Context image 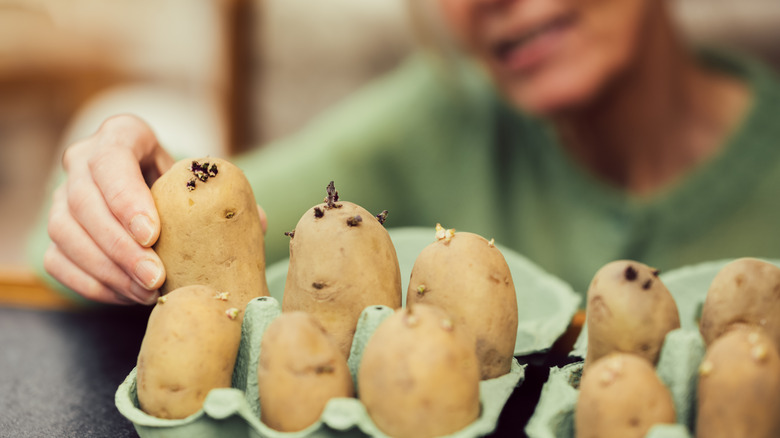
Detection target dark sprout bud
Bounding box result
[376,210,389,225]
[325,181,340,208]
[624,265,638,281]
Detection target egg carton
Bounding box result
[526,258,780,438]
[525,328,704,438]
[116,296,526,438]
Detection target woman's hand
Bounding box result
[44,114,175,305]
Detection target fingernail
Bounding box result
[127,285,159,306]
[143,291,160,306]
[115,293,136,305]
[135,259,163,290]
[130,214,155,246]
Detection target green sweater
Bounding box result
[28,50,780,299]
[239,50,780,296]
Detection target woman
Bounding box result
[38,0,780,305]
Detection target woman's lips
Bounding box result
[492,13,577,74]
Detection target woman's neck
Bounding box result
[551,6,749,196]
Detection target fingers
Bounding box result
[63,115,167,292]
[65,167,165,291]
[48,185,161,304]
[89,145,160,246]
[88,115,166,247]
[48,114,174,304]
[94,114,162,161]
[44,245,136,306]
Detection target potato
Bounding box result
[696,327,780,438]
[151,157,269,310]
[584,260,680,369]
[576,352,676,438]
[699,257,780,350]
[257,312,354,432]
[406,225,518,379]
[136,284,242,419]
[282,182,401,357]
[358,304,480,438]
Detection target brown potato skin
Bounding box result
[576,353,676,438]
[699,257,780,350]
[136,285,242,419]
[585,260,680,369]
[358,304,481,438]
[406,231,518,379]
[257,312,354,432]
[696,327,780,438]
[282,200,401,357]
[151,157,269,309]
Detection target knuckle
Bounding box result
[104,189,129,215]
[60,144,78,172]
[99,114,142,135]
[97,114,153,150]
[61,147,73,171]
[65,183,91,219]
[46,214,62,243]
[94,258,126,289]
[104,233,136,270]
[86,146,111,175]
[47,202,70,244]
[61,138,92,172]
[42,246,59,276]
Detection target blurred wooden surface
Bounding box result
[0,266,78,310]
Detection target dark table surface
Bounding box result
[0,304,578,438]
[0,305,152,438]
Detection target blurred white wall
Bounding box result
[249,0,414,144]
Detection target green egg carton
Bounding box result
[116,297,525,438]
[266,227,582,356]
[569,258,780,359]
[525,328,704,438]
[527,258,780,438]
[116,226,582,437]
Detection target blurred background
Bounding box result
[1,0,779,270]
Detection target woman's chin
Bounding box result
[492,55,614,117]
[504,78,601,117]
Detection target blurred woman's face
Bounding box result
[437,0,653,115]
